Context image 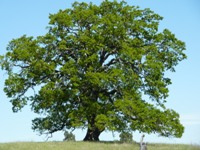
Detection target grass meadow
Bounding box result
[0,141,199,150]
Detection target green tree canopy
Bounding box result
[0,0,186,141]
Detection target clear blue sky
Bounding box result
[0,0,200,144]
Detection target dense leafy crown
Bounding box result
[0,0,186,139]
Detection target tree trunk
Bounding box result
[83,127,102,141]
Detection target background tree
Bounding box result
[119,131,133,143]
[0,0,186,141]
[63,131,76,141]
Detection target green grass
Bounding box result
[0,141,199,150]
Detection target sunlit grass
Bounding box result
[0,141,199,150]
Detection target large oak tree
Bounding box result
[0,0,186,141]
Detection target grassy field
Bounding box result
[0,141,199,150]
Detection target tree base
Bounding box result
[83,128,102,141]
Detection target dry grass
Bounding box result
[0,141,199,150]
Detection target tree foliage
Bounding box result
[0,0,186,141]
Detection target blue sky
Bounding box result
[0,0,200,144]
